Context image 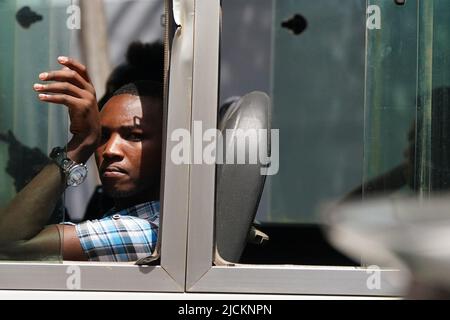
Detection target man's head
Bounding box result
[95,81,163,208]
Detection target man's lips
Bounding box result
[101,166,127,178]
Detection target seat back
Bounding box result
[215,91,271,263]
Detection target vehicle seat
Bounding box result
[214,91,271,265]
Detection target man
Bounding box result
[0,57,163,262]
[85,41,165,220]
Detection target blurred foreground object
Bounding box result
[323,196,450,299]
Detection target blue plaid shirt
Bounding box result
[75,201,159,262]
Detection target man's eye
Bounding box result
[128,133,143,141]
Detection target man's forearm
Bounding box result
[0,164,65,245]
[0,225,62,260]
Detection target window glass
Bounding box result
[270,0,366,224]
[416,0,450,193]
[217,0,365,265]
[364,0,450,197]
[363,0,418,198]
[0,0,71,261]
[216,0,450,267]
[0,0,166,263]
[333,0,450,271]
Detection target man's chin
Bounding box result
[102,185,140,199]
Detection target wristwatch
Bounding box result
[49,146,88,187]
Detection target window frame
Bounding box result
[185,0,406,297]
[0,0,195,293]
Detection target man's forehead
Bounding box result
[101,94,143,116]
[100,94,158,128]
[106,118,143,129]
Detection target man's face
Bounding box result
[95,94,162,201]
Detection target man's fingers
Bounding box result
[38,93,82,108]
[39,70,93,93]
[33,82,87,99]
[57,56,91,83]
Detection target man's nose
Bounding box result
[103,133,124,159]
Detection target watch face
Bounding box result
[67,164,88,187]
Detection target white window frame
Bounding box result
[185,0,405,297]
[0,0,195,293]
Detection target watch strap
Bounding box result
[49,146,87,186]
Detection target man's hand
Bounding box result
[33,56,100,163]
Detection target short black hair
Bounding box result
[104,81,164,114]
[112,80,163,101]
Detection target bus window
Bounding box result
[216,0,450,269]
[216,0,365,266]
[0,0,166,263]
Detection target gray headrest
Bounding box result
[215,91,271,263]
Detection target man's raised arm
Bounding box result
[0,57,100,249]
